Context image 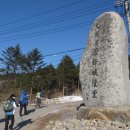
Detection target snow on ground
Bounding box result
[57,96,83,103]
[44,96,83,104]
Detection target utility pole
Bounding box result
[115,0,130,40]
[124,0,130,38]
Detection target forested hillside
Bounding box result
[0,45,81,102]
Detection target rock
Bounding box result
[52,127,57,130]
[80,12,130,107]
[62,128,66,130]
[49,120,55,125]
[91,127,97,130]
[77,107,130,123]
[46,117,130,130]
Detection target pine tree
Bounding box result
[57,55,77,96]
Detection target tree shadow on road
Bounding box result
[0,118,5,123]
[13,119,34,130]
[28,108,35,115]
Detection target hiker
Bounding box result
[40,89,45,98]
[19,90,28,116]
[35,91,42,109]
[3,94,18,130]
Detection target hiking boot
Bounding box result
[9,125,12,130]
[24,113,28,115]
[24,112,28,115]
[20,114,22,117]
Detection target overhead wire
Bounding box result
[0,7,113,42]
[52,57,81,67]
[0,0,86,27]
[0,1,113,35]
[47,57,82,67]
[46,54,83,65]
[0,47,85,68]
[0,1,116,68]
[0,22,90,42]
[1,0,112,32]
[44,48,85,57]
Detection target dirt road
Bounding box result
[0,101,81,130]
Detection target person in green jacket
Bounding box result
[35,91,42,109]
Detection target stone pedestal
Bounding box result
[77,106,130,123]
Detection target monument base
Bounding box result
[77,106,130,123]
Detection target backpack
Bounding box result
[19,94,25,104]
[40,91,44,98]
[36,92,41,98]
[3,99,13,112]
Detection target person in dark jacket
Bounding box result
[4,94,18,130]
[19,90,28,117]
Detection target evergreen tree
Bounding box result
[57,55,77,95]
[27,48,45,73]
[37,64,56,98]
[0,44,22,74]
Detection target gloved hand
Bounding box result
[16,104,20,107]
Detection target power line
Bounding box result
[0,7,113,42]
[0,0,85,27]
[0,1,113,35]
[115,0,130,41]
[52,57,81,67]
[44,48,85,57]
[0,0,112,34]
[0,22,90,42]
[46,54,82,64]
[0,47,84,68]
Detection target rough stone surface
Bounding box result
[77,106,130,123]
[80,12,129,107]
[46,118,130,130]
[26,102,130,130]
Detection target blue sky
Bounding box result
[0,0,116,67]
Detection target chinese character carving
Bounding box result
[92,90,97,98]
[95,40,99,46]
[92,69,98,76]
[92,79,97,87]
[93,48,98,55]
[92,58,98,65]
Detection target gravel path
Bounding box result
[0,101,81,130]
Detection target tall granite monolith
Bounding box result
[80,12,129,107]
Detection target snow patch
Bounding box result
[57,96,83,103]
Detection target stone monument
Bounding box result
[80,12,130,107]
